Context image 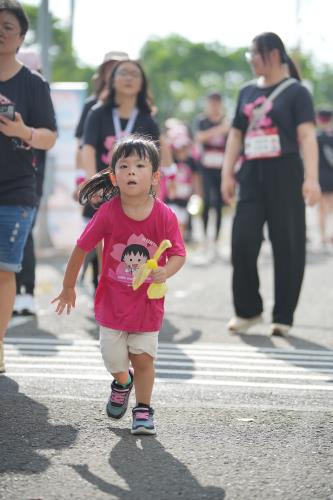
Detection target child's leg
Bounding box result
[129,353,155,405]
[100,327,134,419]
[100,327,130,383]
[128,332,159,405]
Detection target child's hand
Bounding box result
[151,266,167,283]
[51,287,76,315]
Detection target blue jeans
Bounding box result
[0,206,36,273]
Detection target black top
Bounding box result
[0,66,57,206]
[232,79,315,157]
[82,104,160,218]
[83,103,160,174]
[74,95,98,139]
[195,115,227,169]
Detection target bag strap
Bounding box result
[264,77,297,103]
[247,78,297,131]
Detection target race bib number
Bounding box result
[202,150,224,169]
[245,127,281,160]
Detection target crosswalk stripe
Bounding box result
[4,363,333,381]
[5,337,333,356]
[2,372,333,391]
[4,350,333,367]
[3,337,333,391]
[4,356,333,372]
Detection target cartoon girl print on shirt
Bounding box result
[109,234,158,284]
[121,244,150,275]
[244,96,273,130]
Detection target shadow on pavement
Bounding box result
[236,332,332,352]
[234,331,333,378]
[158,318,201,381]
[6,317,59,358]
[71,427,224,500]
[0,376,78,474]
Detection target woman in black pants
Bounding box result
[221,32,321,336]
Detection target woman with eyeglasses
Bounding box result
[82,60,171,186]
[221,32,321,337]
[0,0,57,372]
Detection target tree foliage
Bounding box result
[22,4,95,85]
[140,34,333,125]
[21,6,333,124]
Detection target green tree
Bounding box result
[22,3,95,85]
[140,34,251,125]
[140,34,333,126]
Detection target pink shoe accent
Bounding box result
[111,390,127,404]
[135,411,149,420]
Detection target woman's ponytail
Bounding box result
[285,54,301,81]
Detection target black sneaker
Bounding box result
[106,368,134,419]
[131,405,156,435]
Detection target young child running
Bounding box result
[52,136,186,435]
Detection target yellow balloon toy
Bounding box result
[132,240,172,299]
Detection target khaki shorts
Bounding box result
[100,326,159,374]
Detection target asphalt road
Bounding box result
[1,224,333,500]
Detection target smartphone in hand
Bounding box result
[0,103,15,120]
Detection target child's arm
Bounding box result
[52,245,87,315]
[151,255,186,283]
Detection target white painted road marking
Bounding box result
[3,337,333,392]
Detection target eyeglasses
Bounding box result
[0,24,20,37]
[115,69,142,80]
[245,49,259,62]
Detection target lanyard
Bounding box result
[112,107,139,139]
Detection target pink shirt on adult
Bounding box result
[77,196,186,332]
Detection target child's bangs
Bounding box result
[116,142,149,162]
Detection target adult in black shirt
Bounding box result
[82,60,171,219]
[221,32,320,336]
[0,0,57,372]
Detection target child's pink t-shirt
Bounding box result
[77,197,186,332]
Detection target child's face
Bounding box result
[111,154,159,197]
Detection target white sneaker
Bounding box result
[227,315,263,333]
[13,294,37,316]
[0,341,5,373]
[270,323,290,336]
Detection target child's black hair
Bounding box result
[79,134,160,207]
[121,244,150,262]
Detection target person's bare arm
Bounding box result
[0,112,56,150]
[52,245,87,315]
[221,128,243,205]
[297,122,321,206]
[151,255,186,283]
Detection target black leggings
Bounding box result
[232,156,306,326]
[201,168,223,240]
